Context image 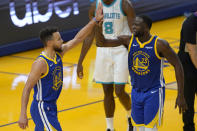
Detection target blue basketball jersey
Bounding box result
[128,35,165,92]
[33,52,63,102]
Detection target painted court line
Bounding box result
[0,71,27,76]
[0,64,77,76]
[8,55,75,65]
[0,81,190,128]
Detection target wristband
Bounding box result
[93,17,99,24]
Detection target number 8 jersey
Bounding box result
[96,0,131,39]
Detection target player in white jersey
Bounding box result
[100,0,131,39]
[77,0,135,131]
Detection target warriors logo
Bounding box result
[132,51,150,75]
[52,66,63,91]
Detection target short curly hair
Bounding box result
[39,27,58,46]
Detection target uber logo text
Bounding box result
[9,0,79,27]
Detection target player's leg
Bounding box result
[45,102,62,131]
[30,100,62,131]
[144,87,165,130]
[139,126,145,131]
[115,84,131,111]
[134,126,157,131]
[115,84,133,131]
[133,125,157,131]
[132,126,145,131]
[113,45,130,111]
[144,125,157,131]
[113,45,133,130]
[102,84,115,117]
[133,126,157,131]
[182,77,196,131]
[131,88,144,130]
[30,100,45,130]
[94,47,115,131]
[102,84,115,131]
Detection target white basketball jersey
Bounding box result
[96,0,131,39]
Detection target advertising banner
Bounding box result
[0,0,197,56]
[0,0,91,46]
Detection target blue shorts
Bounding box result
[30,100,62,131]
[131,87,165,128]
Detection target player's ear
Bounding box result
[46,39,53,47]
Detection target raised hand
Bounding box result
[95,2,103,22]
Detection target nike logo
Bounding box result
[133,44,138,46]
[151,90,158,94]
[50,64,53,67]
[145,46,153,49]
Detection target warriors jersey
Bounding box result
[33,52,63,102]
[96,0,131,39]
[128,35,165,92]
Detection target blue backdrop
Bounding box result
[0,0,197,56]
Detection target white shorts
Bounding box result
[94,45,129,84]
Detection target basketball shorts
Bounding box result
[30,100,62,131]
[131,87,165,128]
[94,45,129,84]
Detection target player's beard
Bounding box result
[54,45,62,52]
[134,31,144,37]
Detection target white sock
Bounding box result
[106,117,114,130]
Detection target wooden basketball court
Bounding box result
[0,16,196,131]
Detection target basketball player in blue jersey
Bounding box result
[117,15,187,131]
[77,0,135,131]
[18,3,103,130]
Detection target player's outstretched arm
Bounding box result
[118,35,132,49]
[18,59,46,129]
[61,3,103,56]
[157,39,187,114]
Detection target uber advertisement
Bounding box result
[0,0,197,46]
[0,0,91,45]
